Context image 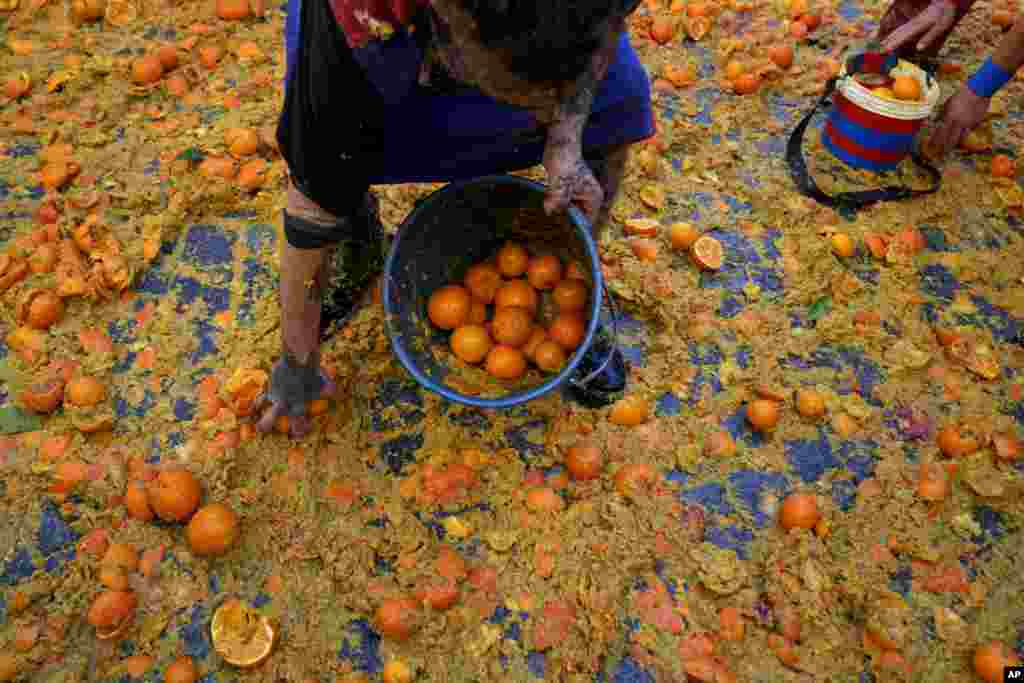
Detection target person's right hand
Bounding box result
[255,355,337,438]
[926,85,992,158]
[879,0,958,53]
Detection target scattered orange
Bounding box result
[375,597,421,640]
[102,543,139,572]
[872,86,896,99]
[669,222,700,250]
[226,127,260,158]
[485,345,527,380]
[831,232,855,257]
[165,657,198,683]
[565,444,604,481]
[22,290,64,329]
[779,492,819,529]
[496,241,529,277]
[800,13,820,30]
[691,235,724,270]
[526,254,563,290]
[525,487,565,512]
[725,60,746,80]
[973,641,1021,683]
[198,45,223,69]
[790,20,808,38]
[768,45,794,69]
[613,463,656,495]
[131,55,164,85]
[630,238,659,261]
[186,503,240,557]
[382,661,414,683]
[916,463,949,501]
[2,73,31,99]
[863,233,888,259]
[746,399,780,431]
[450,325,493,364]
[20,379,64,414]
[794,388,825,418]
[733,73,761,95]
[892,75,922,101]
[651,16,677,44]
[609,397,650,426]
[87,591,137,631]
[216,0,250,19]
[147,468,201,522]
[427,284,472,330]
[991,154,1017,178]
[67,376,105,407]
[237,159,267,192]
[124,481,154,521]
[155,45,179,71]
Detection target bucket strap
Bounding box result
[786,77,942,212]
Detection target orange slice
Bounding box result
[211,599,278,668]
[691,236,724,270]
[96,617,133,641]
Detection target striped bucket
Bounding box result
[823,54,940,172]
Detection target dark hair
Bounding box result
[457,0,634,85]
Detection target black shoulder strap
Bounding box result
[786,78,942,212]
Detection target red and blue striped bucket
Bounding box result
[822,53,939,172]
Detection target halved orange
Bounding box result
[211,599,277,668]
[691,236,724,270]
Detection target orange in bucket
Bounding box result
[892,75,922,101]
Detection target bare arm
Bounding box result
[928,15,1024,156]
[990,15,1024,74]
[544,22,623,151]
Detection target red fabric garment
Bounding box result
[329,0,430,48]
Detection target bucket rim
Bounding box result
[381,174,605,410]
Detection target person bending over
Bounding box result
[257,0,654,436]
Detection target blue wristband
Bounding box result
[967,58,1012,98]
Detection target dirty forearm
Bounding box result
[992,17,1024,74]
[281,182,331,368]
[545,26,622,150]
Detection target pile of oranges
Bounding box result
[426,241,592,382]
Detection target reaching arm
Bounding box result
[979,15,1024,83]
[544,22,623,151]
[929,16,1024,156]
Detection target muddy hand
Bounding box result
[255,356,337,438]
[878,0,957,53]
[927,86,990,158]
[542,142,604,225]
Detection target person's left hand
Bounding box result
[542,140,604,224]
[926,86,991,158]
[878,0,958,54]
